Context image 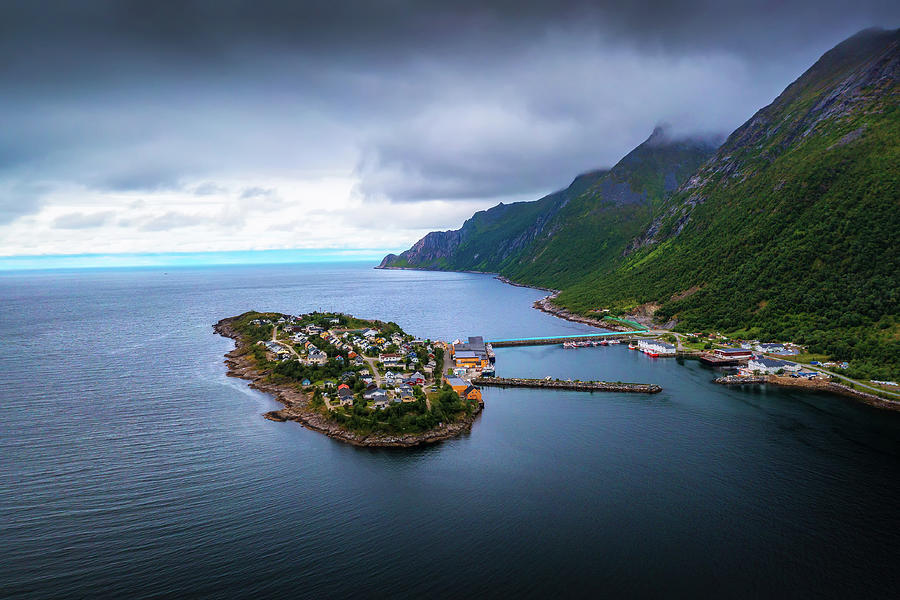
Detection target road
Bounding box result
[363,356,383,386]
[271,326,303,360]
[801,363,900,399]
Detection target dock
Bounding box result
[488,331,645,348]
[472,376,661,394]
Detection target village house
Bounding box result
[379,353,403,367]
[365,388,389,404]
[746,357,801,374]
[445,376,482,402]
[461,385,482,402]
[337,384,354,402]
[445,376,470,395]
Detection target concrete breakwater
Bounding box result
[473,376,661,394]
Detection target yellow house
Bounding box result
[462,385,482,402]
[444,377,482,402]
[445,376,469,395]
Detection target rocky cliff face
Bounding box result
[378,229,461,268]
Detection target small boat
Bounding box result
[563,342,576,349]
[600,340,608,346]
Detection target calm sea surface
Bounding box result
[2,263,899,598]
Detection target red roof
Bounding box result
[338,383,350,390]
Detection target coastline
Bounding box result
[715,374,900,412]
[374,265,499,276]
[533,292,636,332]
[214,317,482,447]
[374,263,898,412]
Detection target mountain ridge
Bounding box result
[378,125,718,284]
[380,27,900,376]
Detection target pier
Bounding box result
[472,376,661,394]
[488,331,645,348]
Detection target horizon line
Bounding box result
[0,248,392,272]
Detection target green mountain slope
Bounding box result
[556,27,900,376]
[378,169,607,272]
[501,129,717,288]
[380,28,899,377]
[379,126,717,280]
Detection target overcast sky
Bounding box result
[1,1,897,260]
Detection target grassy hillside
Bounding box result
[555,28,900,377]
[381,127,716,283]
[381,28,899,377]
[500,132,715,288]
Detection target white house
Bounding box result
[747,357,801,374]
[637,339,676,356]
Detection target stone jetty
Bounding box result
[472,376,661,394]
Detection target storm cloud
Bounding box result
[0,1,897,255]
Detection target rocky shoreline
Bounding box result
[214,317,482,447]
[374,265,499,276]
[715,374,900,411]
[532,292,636,331]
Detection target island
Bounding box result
[214,311,484,447]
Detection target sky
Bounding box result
[1,0,898,266]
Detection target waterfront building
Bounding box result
[747,357,801,374]
[637,339,676,356]
[462,385,483,402]
[714,348,753,360]
[451,336,491,368]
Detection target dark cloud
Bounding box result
[0,182,48,224]
[0,1,897,220]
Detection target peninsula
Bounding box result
[214,311,484,447]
